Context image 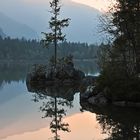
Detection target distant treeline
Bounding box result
[0,61,99,88]
[0,36,100,61]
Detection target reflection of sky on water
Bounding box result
[0,62,108,140]
[0,81,107,140]
[0,62,139,140]
[87,72,100,76]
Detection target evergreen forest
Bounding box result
[0,36,99,61]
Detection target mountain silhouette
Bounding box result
[0,0,104,43]
[0,28,6,38]
[0,12,38,39]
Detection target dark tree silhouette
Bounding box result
[0,37,99,61]
[97,0,140,101]
[80,103,140,140]
[40,97,72,140]
[28,85,76,140]
[100,0,140,75]
[42,0,70,67]
[96,108,140,140]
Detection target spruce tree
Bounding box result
[101,0,140,75]
[113,0,140,74]
[98,0,140,101]
[42,0,70,67]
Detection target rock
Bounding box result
[88,92,108,105]
[79,75,96,93]
[86,86,95,93]
[80,86,95,100]
[81,76,96,87]
[27,59,85,87]
[80,91,93,100]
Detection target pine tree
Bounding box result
[42,0,70,67]
[113,0,140,74]
[100,0,140,75]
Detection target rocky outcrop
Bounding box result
[80,86,108,106]
[80,75,108,106]
[88,92,108,105]
[80,76,96,87]
[80,83,140,107]
[80,85,95,100]
[27,59,85,87]
[27,82,78,101]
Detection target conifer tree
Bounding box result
[42,0,70,67]
[101,0,140,75]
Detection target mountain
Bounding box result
[0,0,105,43]
[36,2,104,43]
[0,28,6,38]
[33,1,103,43]
[0,12,38,39]
[62,2,103,43]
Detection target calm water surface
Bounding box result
[0,62,140,140]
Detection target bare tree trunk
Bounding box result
[54,0,57,68]
[55,97,58,140]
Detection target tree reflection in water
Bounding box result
[80,102,140,140]
[27,83,78,140]
[40,97,72,140]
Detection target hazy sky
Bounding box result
[72,0,115,11]
[0,0,114,43]
[21,0,113,11]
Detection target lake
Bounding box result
[0,61,140,140]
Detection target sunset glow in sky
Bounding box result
[23,0,114,12]
[71,0,114,11]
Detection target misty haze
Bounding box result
[0,0,140,140]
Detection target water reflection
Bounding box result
[0,63,30,89]
[81,102,140,140]
[42,97,71,140]
[74,60,99,74]
[1,62,140,140]
[0,61,99,89]
[0,61,110,140]
[27,82,79,140]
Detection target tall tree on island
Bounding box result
[42,0,70,67]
